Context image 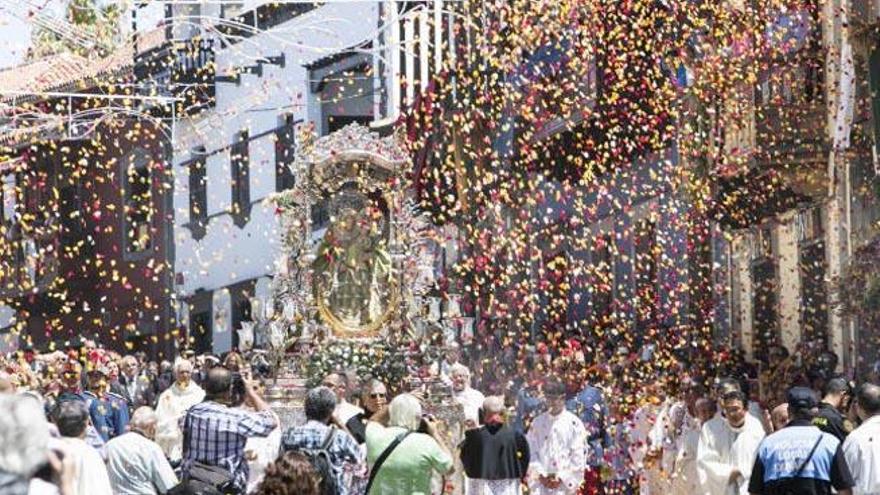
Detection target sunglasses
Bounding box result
[369,392,386,399]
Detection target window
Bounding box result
[750,227,779,361]
[275,115,296,192]
[591,233,614,328]
[311,198,330,232]
[231,130,251,227]
[797,207,823,242]
[634,219,658,330]
[189,146,207,240]
[798,208,828,347]
[220,1,244,20]
[124,149,153,254]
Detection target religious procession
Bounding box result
[2,0,880,494]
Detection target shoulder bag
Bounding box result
[364,430,412,494]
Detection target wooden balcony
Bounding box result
[753,55,829,198]
[135,38,216,116]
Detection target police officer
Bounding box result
[813,377,854,442]
[84,368,130,441]
[748,387,854,495]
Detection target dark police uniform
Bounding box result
[813,401,850,442]
[83,390,130,441]
[748,419,854,495]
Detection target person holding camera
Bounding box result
[179,366,278,495]
[364,393,454,495]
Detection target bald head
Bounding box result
[857,383,880,418]
[771,403,789,431]
[130,406,158,438]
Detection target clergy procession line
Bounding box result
[0,344,879,495]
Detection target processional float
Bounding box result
[238,123,465,435]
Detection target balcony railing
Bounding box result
[755,52,826,155]
[171,38,216,115]
[752,52,828,197]
[135,38,216,116]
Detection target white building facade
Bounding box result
[170,1,380,354]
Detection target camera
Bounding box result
[231,371,246,404]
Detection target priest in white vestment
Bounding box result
[630,399,661,495]
[451,363,486,425]
[526,380,588,495]
[671,397,716,494]
[696,391,764,495]
[155,358,205,460]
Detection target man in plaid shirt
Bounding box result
[180,367,278,494]
[281,386,363,495]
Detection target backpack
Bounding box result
[294,427,339,495]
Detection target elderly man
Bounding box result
[451,363,486,426]
[697,390,765,495]
[526,379,588,495]
[281,386,363,495]
[843,383,880,495]
[155,358,205,460]
[117,355,157,410]
[460,396,530,495]
[106,406,178,494]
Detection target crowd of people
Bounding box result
[0,338,879,495]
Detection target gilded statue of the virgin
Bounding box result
[312,192,395,336]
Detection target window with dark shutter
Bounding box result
[275,115,296,192]
[592,233,614,329]
[189,146,207,240]
[231,130,251,227]
[750,227,779,362]
[124,149,153,254]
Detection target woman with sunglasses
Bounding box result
[346,378,388,445]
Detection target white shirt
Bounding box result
[696,414,765,495]
[630,403,660,495]
[455,387,486,424]
[671,412,702,494]
[245,424,282,493]
[56,437,113,495]
[525,409,588,495]
[155,381,206,460]
[334,400,364,425]
[106,432,178,495]
[466,478,521,495]
[843,415,880,495]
